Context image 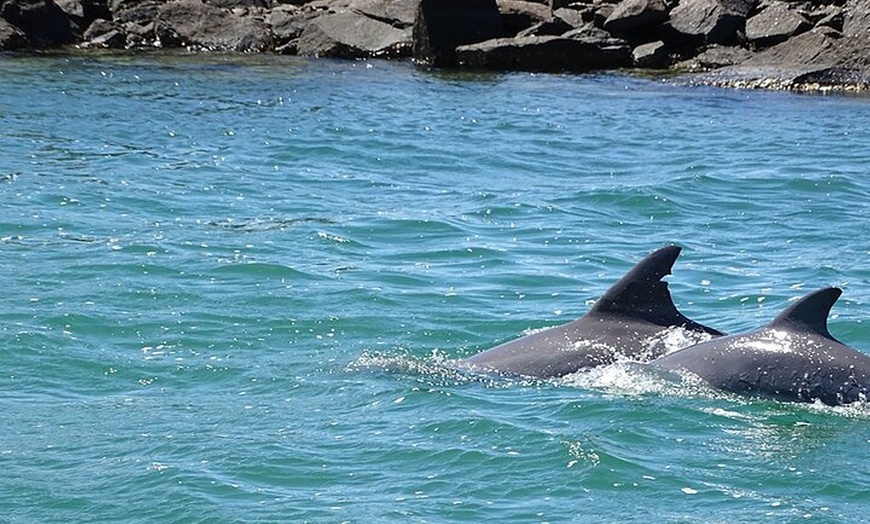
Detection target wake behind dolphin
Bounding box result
[458,245,723,378]
[654,287,870,406]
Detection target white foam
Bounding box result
[559,362,677,398]
[654,325,719,357]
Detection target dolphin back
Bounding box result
[655,286,870,405]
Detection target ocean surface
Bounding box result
[1,53,869,523]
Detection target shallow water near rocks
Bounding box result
[1,53,869,523]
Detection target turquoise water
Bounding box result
[1,53,869,523]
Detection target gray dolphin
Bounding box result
[654,287,870,405]
[458,245,723,378]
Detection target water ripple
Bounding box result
[3,55,870,524]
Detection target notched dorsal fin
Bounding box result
[768,287,842,340]
[588,245,723,336]
[586,245,722,335]
[591,245,680,316]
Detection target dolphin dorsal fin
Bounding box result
[590,245,683,321]
[768,287,842,339]
[587,245,723,335]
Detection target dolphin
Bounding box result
[654,287,870,405]
[458,245,723,378]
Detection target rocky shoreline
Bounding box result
[2,0,870,91]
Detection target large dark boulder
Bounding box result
[745,2,811,48]
[744,26,870,74]
[0,0,78,46]
[603,0,668,35]
[155,0,274,51]
[296,11,411,58]
[740,27,843,69]
[455,34,632,72]
[412,0,504,67]
[632,40,669,67]
[668,0,755,45]
[696,27,870,88]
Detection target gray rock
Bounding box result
[695,27,870,89]
[81,16,114,38]
[603,0,668,34]
[676,44,753,71]
[156,0,274,51]
[843,0,870,37]
[553,7,590,29]
[456,34,632,72]
[121,20,163,48]
[266,5,305,42]
[812,6,844,31]
[350,0,417,28]
[154,18,184,47]
[203,0,270,7]
[594,4,616,27]
[81,18,126,48]
[498,0,552,36]
[668,0,756,45]
[742,26,840,68]
[564,23,619,42]
[302,0,352,11]
[55,0,110,26]
[516,18,572,37]
[112,0,161,25]
[0,17,27,49]
[633,40,668,67]
[55,0,84,19]
[413,0,504,67]
[297,11,410,58]
[87,27,125,47]
[0,0,78,46]
[745,2,810,47]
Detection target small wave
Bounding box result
[211,261,321,280]
[206,216,336,232]
[316,230,352,244]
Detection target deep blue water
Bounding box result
[1,53,869,523]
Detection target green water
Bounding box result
[1,54,868,523]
